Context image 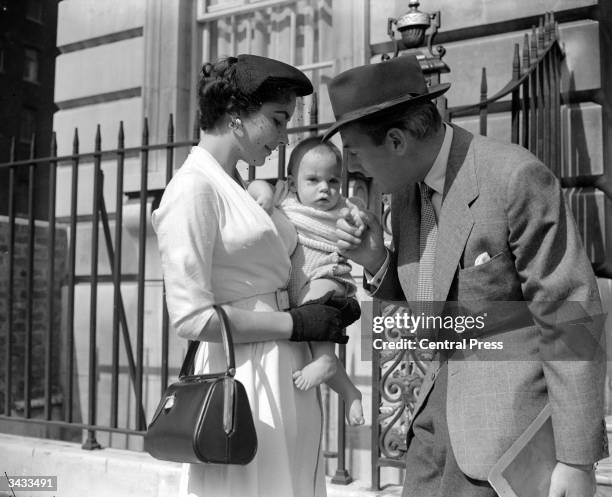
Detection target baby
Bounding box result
[248,137,365,425]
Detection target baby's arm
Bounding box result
[298,278,347,305]
[247,179,275,214]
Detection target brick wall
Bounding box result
[0,217,67,414]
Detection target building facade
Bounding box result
[0,0,59,218]
[45,0,612,486]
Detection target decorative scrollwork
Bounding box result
[376,302,433,460]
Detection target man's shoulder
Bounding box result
[465,132,547,179]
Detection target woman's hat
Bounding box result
[234,54,313,97]
[322,55,450,140]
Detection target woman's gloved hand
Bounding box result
[327,296,361,328]
[288,292,361,344]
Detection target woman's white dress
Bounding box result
[152,146,326,497]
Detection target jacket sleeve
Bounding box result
[506,158,607,465]
[364,248,405,301]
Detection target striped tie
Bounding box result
[417,182,437,303]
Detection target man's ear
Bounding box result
[384,128,408,156]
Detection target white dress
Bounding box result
[152,146,326,497]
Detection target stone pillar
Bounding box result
[142,0,197,178]
[332,0,370,73]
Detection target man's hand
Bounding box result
[548,461,596,497]
[336,208,387,274]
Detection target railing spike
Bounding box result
[531,26,538,60]
[193,111,200,141]
[73,127,79,152]
[29,132,36,159]
[523,33,530,72]
[51,131,57,156]
[538,17,545,50]
[309,91,318,127]
[118,121,125,147]
[545,12,553,45]
[480,67,487,99]
[512,43,520,81]
[10,135,16,161]
[95,124,101,151]
[167,113,174,142]
[142,117,149,144]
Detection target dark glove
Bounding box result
[327,296,361,328]
[289,291,349,344]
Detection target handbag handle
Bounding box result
[178,305,236,378]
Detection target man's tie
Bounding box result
[417,182,438,303]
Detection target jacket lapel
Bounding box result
[433,126,478,301]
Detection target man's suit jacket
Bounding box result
[371,124,607,480]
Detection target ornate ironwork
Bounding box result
[375,303,433,460]
[386,0,444,60]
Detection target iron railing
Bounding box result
[0,94,359,482]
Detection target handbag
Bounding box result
[144,305,257,464]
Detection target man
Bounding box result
[326,55,607,497]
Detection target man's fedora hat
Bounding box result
[322,55,450,140]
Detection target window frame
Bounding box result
[23,47,40,83]
[25,0,43,23]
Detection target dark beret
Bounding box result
[234,54,313,97]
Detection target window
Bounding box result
[205,0,245,13]
[26,0,43,23]
[23,48,39,82]
[20,108,36,145]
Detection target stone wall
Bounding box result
[0,217,67,416]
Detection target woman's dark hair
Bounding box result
[198,57,297,131]
[287,136,343,177]
[353,100,442,145]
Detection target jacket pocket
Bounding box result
[457,250,521,300]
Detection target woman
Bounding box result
[152,54,359,497]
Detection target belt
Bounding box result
[226,289,290,311]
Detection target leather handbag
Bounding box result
[144,305,257,464]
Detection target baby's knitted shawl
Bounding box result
[279,192,347,253]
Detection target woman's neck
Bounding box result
[198,133,239,175]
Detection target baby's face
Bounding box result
[293,148,342,211]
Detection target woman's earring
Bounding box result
[228,118,242,130]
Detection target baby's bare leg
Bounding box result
[292,279,364,425]
[292,279,344,391]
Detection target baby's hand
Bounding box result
[255,193,274,214]
[247,180,275,214]
[346,197,367,236]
